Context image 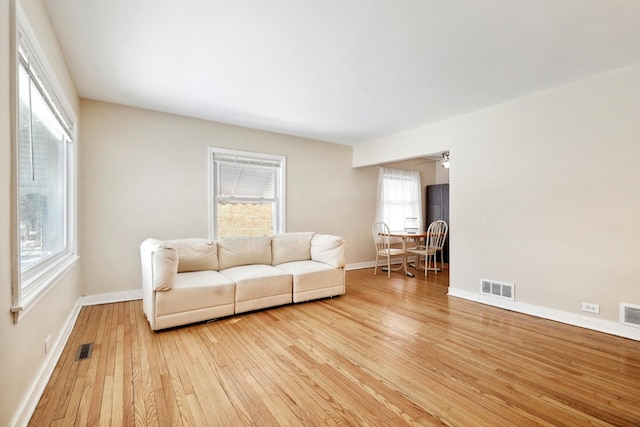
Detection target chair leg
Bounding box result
[423,254,427,277]
[387,256,391,278]
[434,252,439,274]
[374,253,378,275]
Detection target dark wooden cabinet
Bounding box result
[426,183,449,263]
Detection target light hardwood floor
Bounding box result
[30,266,640,426]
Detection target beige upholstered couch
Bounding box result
[140,232,346,330]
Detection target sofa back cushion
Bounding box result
[165,238,218,272]
[154,245,179,291]
[271,232,313,265]
[310,234,346,268]
[218,236,272,270]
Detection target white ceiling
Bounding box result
[42,0,640,145]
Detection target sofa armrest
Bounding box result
[310,234,346,268]
[140,238,163,329]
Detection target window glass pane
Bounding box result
[18,64,67,272]
[217,202,274,238]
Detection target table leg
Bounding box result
[402,237,415,277]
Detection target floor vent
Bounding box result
[620,303,640,328]
[481,279,515,301]
[75,343,94,361]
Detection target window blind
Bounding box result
[18,37,73,139]
[214,153,281,201]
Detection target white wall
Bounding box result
[80,100,386,296]
[0,1,82,425]
[78,99,442,295]
[353,119,455,167]
[354,62,640,338]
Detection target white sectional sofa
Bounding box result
[140,232,346,330]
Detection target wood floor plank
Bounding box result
[30,267,640,426]
[132,301,160,426]
[121,303,135,427]
[152,332,182,426]
[178,329,235,426]
[87,304,114,427]
[189,328,234,424]
[98,374,113,427]
[159,331,196,426]
[110,324,125,426]
[209,320,286,425]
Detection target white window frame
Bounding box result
[208,147,286,240]
[10,6,79,322]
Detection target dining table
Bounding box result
[382,230,427,277]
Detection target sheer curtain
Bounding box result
[376,167,423,232]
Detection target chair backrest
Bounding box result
[426,220,448,250]
[372,222,391,252]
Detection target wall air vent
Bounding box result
[620,303,640,328]
[75,343,94,361]
[481,279,515,301]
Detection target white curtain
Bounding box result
[376,167,423,232]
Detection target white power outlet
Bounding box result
[582,303,600,314]
[45,335,51,354]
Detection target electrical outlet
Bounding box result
[582,303,600,314]
[45,335,51,354]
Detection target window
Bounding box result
[11,9,77,320]
[209,148,285,239]
[376,167,423,231]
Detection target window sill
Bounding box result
[11,254,79,323]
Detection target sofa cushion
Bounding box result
[218,236,272,270]
[221,265,292,300]
[154,245,179,291]
[155,270,235,316]
[165,238,218,272]
[276,260,344,292]
[276,260,345,303]
[310,234,346,268]
[220,264,292,309]
[271,232,313,265]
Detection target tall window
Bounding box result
[209,148,285,239]
[12,10,77,320]
[376,167,423,231]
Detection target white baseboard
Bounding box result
[13,299,83,427]
[346,259,403,271]
[81,289,143,306]
[448,287,640,341]
[346,261,376,271]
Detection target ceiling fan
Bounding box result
[415,151,450,168]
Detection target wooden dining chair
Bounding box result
[407,220,448,277]
[431,220,448,271]
[372,222,405,278]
